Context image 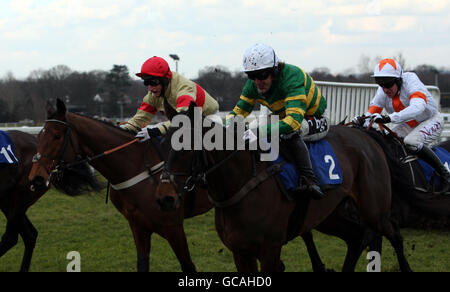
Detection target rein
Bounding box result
[163,144,283,208]
[347,116,404,145]
[34,117,140,186]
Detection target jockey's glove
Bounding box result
[136,126,162,142]
[352,115,365,126]
[372,113,391,124]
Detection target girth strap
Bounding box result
[209,162,285,208]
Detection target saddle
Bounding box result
[364,128,450,195]
[401,146,450,194]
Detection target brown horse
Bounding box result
[155,103,412,272]
[28,99,212,272]
[0,130,99,272]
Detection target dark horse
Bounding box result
[156,103,413,272]
[28,99,212,272]
[0,130,99,272]
[363,127,450,230]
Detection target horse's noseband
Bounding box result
[160,151,209,198]
[32,153,42,163]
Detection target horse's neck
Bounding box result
[207,149,259,199]
[70,115,161,182]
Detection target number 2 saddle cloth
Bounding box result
[272,140,343,192]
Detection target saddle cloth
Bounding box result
[0,130,18,164]
[417,146,450,183]
[272,139,343,191]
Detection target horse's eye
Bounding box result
[54,134,61,140]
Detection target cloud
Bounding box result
[1,0,450,79]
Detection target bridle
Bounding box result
[160,142,241,197]
[32,117,76,186]
[32,115,140,187]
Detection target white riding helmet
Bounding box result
[241,43,279,72]
[372,58,403,78]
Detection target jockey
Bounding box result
[121,56,219,140]
[353,58,450,192]
[226,43,328,200]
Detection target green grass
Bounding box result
[0,188,449,272]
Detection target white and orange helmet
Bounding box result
[372,58,403,78]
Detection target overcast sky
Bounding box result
[1,0,449,80]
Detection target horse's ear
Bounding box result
[56,98,67,115]
[46,100,56,118]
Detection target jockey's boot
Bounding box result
[286,133,324,200]
[417,145,450,194]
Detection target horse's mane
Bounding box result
[71,112,136,135]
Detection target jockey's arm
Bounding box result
[225,95,255,126]
[121,94,157,133]
[390,97,427,123]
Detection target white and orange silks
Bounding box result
[366,72,443,152]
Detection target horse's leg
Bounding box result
[18,215,38,272]
[380,216,412,272]
[301,232,331,272]
[163,226,196,272]
[260,244,283,272]
[340,227,382,272]
[129,222,152,272]
[233,253,258,272]
[0,220,19,261]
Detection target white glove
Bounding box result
[135,127,151,142]
[243,129,257,143]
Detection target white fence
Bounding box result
[1,82,447,140]
[315,81,441,126]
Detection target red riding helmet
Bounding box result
[136,56,173,79]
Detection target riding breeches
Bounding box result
[282,116,330,142]
[393,113,444,152]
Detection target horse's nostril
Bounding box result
[163,196,175,204]
[157,195,176,211]
[31,176,46,190]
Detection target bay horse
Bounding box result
[155,103,412,272]
[0,130,99,272]
[28,98,212,272]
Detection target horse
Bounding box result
[362,127,450,230]
[28,98,213,272]
[0,129,100,272]
[155,103,412,272]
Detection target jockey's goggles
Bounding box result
[143,77,162,87]
[375,77,398,89]
[246,69,273,81]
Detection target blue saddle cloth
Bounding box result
[0,130,19,164]
[417,146,450,183]
[272,140,343,191]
